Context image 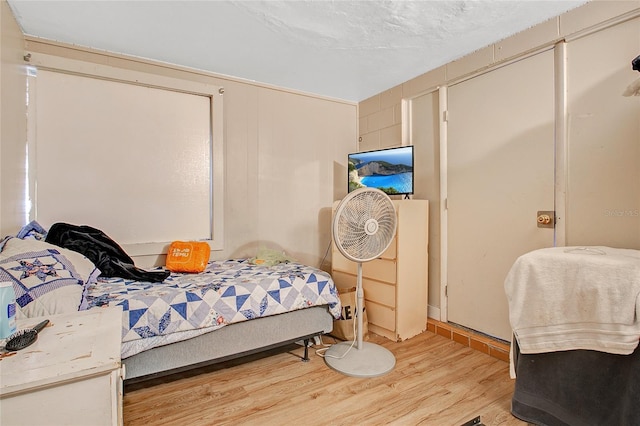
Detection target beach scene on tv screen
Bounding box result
[348,147,413,194]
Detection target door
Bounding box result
[565,17,640,249]
[446,49,556,340]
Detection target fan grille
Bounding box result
[333,188,397,262]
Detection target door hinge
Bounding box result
[443,110,449,122]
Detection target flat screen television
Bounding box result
[348,145,414,196]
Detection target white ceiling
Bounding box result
[7,0,587,102]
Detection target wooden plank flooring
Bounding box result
[123,332,528,425]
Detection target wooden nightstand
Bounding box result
[0,308,123,425]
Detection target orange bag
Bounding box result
[165,241,211,273]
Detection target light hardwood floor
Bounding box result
[123,331,528,426]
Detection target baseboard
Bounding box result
[426,318,510,363]
[427,304,440,320]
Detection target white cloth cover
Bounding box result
[504,246,640,355]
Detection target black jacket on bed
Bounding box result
[45,222,170,282]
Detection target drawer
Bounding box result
[368,323,397,342]
[362,278,396,307]
[333,238,396,271]
[330,270,356,292]
[362,258,396,284]
[379,236,397,260]
[365,300,396,331]
[331,248,357,275]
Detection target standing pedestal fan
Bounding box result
[325,187,397,378]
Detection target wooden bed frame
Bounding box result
[123,305,334,383]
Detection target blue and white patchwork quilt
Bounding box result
[81,259,341,343]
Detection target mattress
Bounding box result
[80,259,341,358]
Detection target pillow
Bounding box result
[0,237,100,319]
[165,241,210,273]
[248,247,294,267]
[16,220,48,241]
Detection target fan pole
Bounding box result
[356,263,364,351]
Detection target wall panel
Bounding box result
[3,37,357,269]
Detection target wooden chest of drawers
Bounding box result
[332,199,429,341]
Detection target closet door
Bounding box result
[446,50,556,340]
[566,17,640,249]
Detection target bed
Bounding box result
[504,246,640,425]
[85,258,341,382]
[0,225,342,383]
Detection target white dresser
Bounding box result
[0,308,123,426]
[332,199,429,341]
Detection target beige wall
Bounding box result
[0,4,357,270]
[2,0,638,316]
[359,1,640,318]
[0,0,28,237]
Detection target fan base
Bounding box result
[324,341,396,378]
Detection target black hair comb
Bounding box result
[5,319,49,351]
